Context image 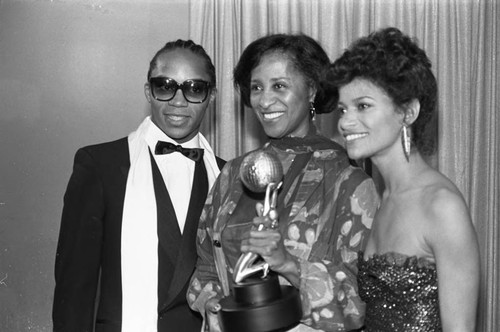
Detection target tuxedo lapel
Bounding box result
[149,153,182,267]
[159,159,209,314]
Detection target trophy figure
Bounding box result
[218,150,302,332]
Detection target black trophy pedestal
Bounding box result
[218,272,302,332]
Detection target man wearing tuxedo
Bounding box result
[53,40,225,332]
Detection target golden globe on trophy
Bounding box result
[218,150,303,332]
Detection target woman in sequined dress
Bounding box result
[187,34,380,332]
[325,27,480,331]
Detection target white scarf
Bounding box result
[121,116,220,331]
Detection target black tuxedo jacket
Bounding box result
[53,137,225,332]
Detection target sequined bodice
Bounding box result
[358,251,442,332]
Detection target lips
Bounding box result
[345,133,368,141]
[165,114,188,122]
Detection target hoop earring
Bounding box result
[402,125,411,162]
[309,102,316,121]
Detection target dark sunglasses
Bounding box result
[148,77,212,103]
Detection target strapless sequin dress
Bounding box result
[358,251,442,332]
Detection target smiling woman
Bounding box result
[336,78,407,163]
[187,33,380,332]
[247,52,313,139]
[326,27,480,332]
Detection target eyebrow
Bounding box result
[353,95,375,101]
[270,77,291,82]
[251,77,291,83]
[338,95,374,105]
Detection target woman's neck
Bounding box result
[372,150,430,197]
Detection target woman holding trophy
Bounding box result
[187,33,379,332]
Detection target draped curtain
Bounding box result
[188,0,499,331]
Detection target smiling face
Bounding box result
[144,49,215,143]
[337,78,405,162]
[249,53,315,139]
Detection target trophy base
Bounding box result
[219,273,302,332]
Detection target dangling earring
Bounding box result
[402,124,411,162]
[309,102,316,121]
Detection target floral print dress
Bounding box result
[188,133,379,331]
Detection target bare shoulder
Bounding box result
[419,171,476,247]
[425,175,467,216]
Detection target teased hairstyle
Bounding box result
[326,27,438,155]
[233,33,335,114]
[147,39,216,86]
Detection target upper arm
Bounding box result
[297,169,379,330]
[187,163,233,314]
[53,148,105,330]
[335,169,380,253]
[426,189,480,332]
[56,148,105,270]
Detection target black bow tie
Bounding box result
[155,141,204,162]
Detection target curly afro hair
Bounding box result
[325,27,438,156]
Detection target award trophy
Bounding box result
[218,150,302,332]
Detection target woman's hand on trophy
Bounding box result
[253,202,278,230]
[239,202,301,287]
[240,204,284,264]
[205,297,222,332]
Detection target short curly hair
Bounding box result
[326,27,438,155]
[233,33,336,114]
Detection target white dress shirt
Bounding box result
[145,123,199,234]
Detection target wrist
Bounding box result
[275,254,301,287]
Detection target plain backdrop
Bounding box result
[0,1,190,330]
